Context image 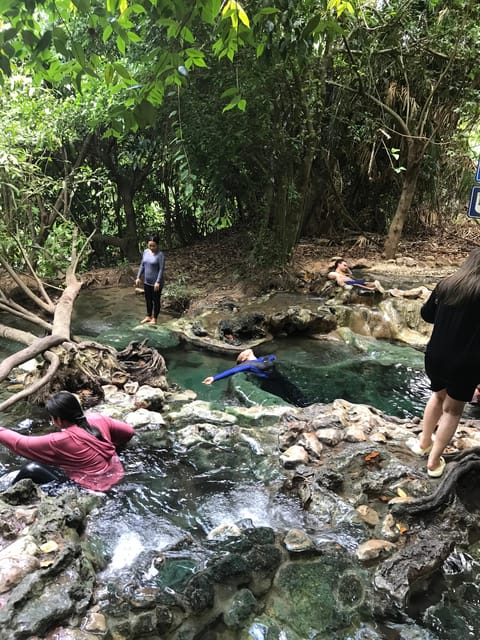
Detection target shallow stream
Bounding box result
[1,287,480,638]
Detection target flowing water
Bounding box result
[1,287,479,638]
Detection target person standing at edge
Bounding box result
[135,233,165,325]
[408,248,480,478]
[0,390,135,491]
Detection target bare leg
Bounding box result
[419,389,445,450]
[427,394,465,472]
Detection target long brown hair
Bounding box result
[436,248,480,307]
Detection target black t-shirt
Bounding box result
[422,286,480,371]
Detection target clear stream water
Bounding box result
[1,288,480,638]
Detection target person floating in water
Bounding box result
[327,258,385,293]
[202,348,309,407]
[0,390,135,491]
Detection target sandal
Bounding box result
[406,437,433,456]
[149,318,157,325]
[427,457,446,478]
[140,317,152,324]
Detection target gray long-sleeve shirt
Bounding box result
[137,249,165,286]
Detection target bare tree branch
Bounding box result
[0,335,66,383]
[0,254,55,314]
[0,350,61,411]
[0,324,39,346]
[14,236,54,307]
[0,298,53,332]
[326,80,412,138]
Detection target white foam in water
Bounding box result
[107,531,144,572]
[96,512,189,578]
[198,485,307,534]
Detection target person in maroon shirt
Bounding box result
[0,391,135,491]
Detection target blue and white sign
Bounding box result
[476,157,480,183]
[468,186,480,219]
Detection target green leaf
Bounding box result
[201,0,222,24]
[0,53,11,76]
[133,100,157,127]
[21,30,38,47]
[71,0,91,11]
[116,35,126,55]
[0,27,18,42]
[222,93,245,112]
[2,42,14,58]
[191,57,207,68]
[71,41,87,67]
[113,62,132,79]
[185,47,204,59]
[74,70,83,93]
[303,16,321,39]
[220,87,238,98]
[127,31,142,42]
[34,30,52,54]
[105,62,114,83]
[147,83,164,105]
[102,24,113,43]
[180,26,195,44]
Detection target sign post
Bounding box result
[468,187,480,219]
[467,157,480,219]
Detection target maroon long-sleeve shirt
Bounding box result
[0,413,135,491]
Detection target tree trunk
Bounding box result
[118,180,140,262]
[383,141,424,259]
[51,280,83,339]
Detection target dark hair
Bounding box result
[148,233,160,244]
[436,248,480,307]
[330,258,346,271]
[46,391,105,441]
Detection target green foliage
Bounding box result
[0,220,89,279]
[0,0,261,129]
[0,0,478,272]
[38,220,90,278]
[163,272,200,313]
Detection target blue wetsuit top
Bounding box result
[213,355,276,382]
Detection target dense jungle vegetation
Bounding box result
[0,0,479,280]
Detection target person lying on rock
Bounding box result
[202,348,309,407]
[0,390,135,491]
[327,258,385,294]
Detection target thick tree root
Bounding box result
[392,448,480,516]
